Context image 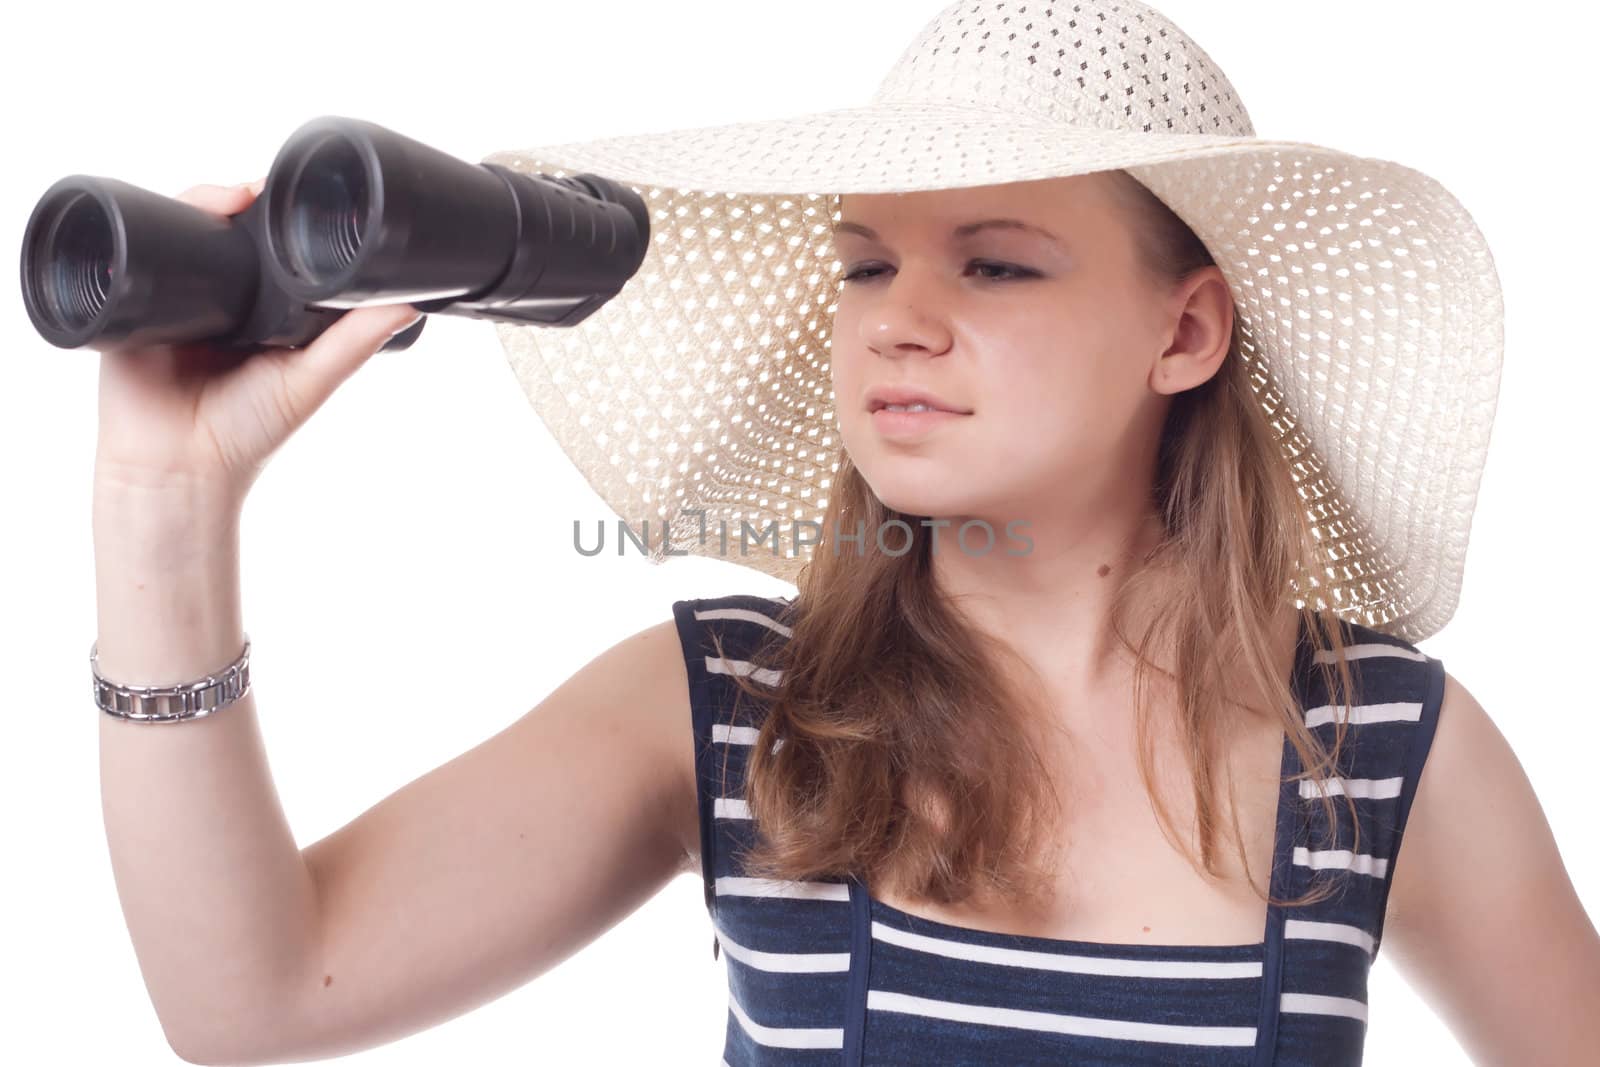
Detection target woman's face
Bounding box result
[829,173,1211,527]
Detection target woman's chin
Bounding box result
[867,483,968,520]
[854,452,985,518]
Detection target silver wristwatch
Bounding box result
[90,635,252,723]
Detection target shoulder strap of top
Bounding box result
[1297,620,1446,958]
[670,593,795,920]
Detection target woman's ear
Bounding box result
[1150,267,1233,395]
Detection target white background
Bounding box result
[3,1,1595,1063]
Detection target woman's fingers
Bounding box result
[255,303,422,436]
[173,179,265,215]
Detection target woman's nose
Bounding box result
[858,272,952,358]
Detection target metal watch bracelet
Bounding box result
[90,635,252,723]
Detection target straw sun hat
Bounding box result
[479,0,1503,643]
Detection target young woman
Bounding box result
[89,1,1598,1064]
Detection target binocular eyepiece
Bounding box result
[19,116,652,354]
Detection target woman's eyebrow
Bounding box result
[830,218,1065,249]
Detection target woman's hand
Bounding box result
[92,178,422,503]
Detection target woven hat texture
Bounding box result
[481,0,1503,642]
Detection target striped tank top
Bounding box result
[671,593,1446,1065]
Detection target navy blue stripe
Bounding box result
[843,876,871,1065]
[1250,633,1310,1065]
[671,599,721,920]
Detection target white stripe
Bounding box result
[727,988,843,1049]
[710,722,784,753]
[714,796,751,820]
[711,723,761,745]
[1305,700,1422,729]
[694,605,794,638]
[1280,991,1369,1023]
[871,920,1262,980]
[1294,846,1388,879]
[714,876,851,902]
[866,989,1256,1047]
[1284,919,1377,957]
[1313,642,1427,664]
[711,925,850,973]
[705,655,785,687]
[1298,775,1404,800]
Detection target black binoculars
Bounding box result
[19,116,652,355]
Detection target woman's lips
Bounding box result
[870,407,971,439]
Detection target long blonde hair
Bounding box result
[714,169,1364,912]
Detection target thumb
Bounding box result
[264,304,422,429]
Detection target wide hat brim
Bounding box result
[481,99,1503,643]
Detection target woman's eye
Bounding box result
[840,261,1033,283]
[971,262,1028,281]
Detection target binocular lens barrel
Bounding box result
[31,191,116,335]
[279,135,371,287]
[21,176,263,351]
[258,117,650,326]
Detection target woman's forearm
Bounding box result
[93,484,319,1063]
